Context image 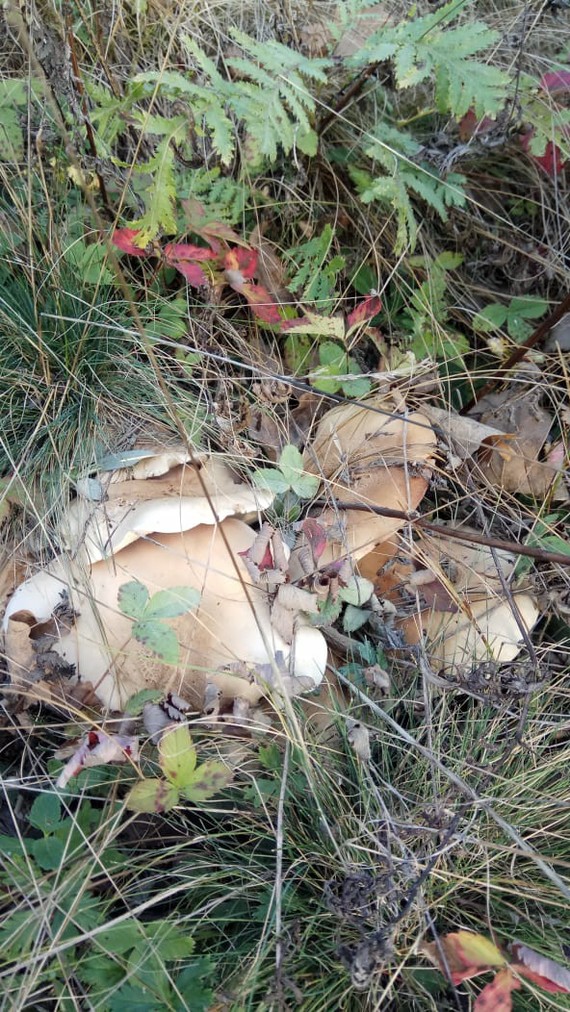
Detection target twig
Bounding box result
[312,499,570,567]
[461,288,570,413]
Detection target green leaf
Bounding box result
[118,581,150,620]
[130,130,183,244]
[296,127,318,156]
[181,761,232,803]
[343,605,371,633]
[508,297,549,319]
[144,586,201,619]
[278,445,321,498]
[339,576,374,606]
[28,793,62,834]
[175,958,216,1012]
[30,835,65,871]
[252,468,290,494]
[473,303,508,332]
[125,778,179,813]
[124,688,166,716]
[131,619,180,663]
[146,920,195,960]
[159,724,197,789]
[311,593,343,626]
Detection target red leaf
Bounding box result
[347,295,382,329]
[223,247,258,284]
[300,518,328,562]
[520,130,566,176]
[163,242,219,287]
[421,931,505,984]
[111,228,150,256]
[163,242,217,263]
[540,70,570,95]
[474,969,520,1012]
[233,281,283,324]
[457,109,495,141]
[511,942,570,994]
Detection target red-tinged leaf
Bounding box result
[454,932,506,970]
[238,541,274,571]
[347,295,382,329]
[457,109,495,141]
[169,260,211,287]
[540,70,570,95]
[163,242,217,263]
[511,942,570,994]
[474,969,520,1012]
[300,518,328,562]
[223,247,258,284]
[421,932,505,984]
[201,220,247,247]
[237,282,284,324]
[111,228,150,256]
[520,130,566,176]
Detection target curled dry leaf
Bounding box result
[471,385,565,499]
[511,941,570,994]
[474,969,520,1012]
[62,458,274,563]
[56,730,139,789]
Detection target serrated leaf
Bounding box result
[144,586,201,619]
[181,761,232,802]
[159,724,197,789]
[252,468,290,494]
[132,619,179,663]
[125,778,179,813]
[279,445,320,498]
[118,581,150,620]
[29,793,62,834]
[124,688,165,717]
[281,311,346,340]
[30,835,66,871]
[473,304,508,332]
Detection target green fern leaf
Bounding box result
[130,134,179,244]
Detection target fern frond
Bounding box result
[130,134,180,244]
[346,3,508,118]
